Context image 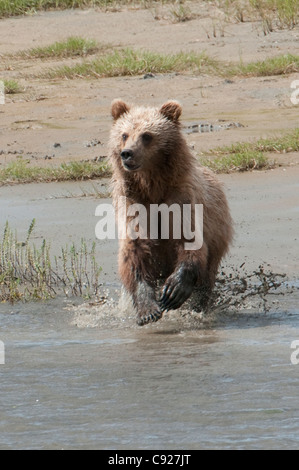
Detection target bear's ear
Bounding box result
[111,99,130,121]
[159,100,182,123]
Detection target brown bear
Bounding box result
[109,99,233,326]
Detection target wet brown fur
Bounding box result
[109,99,233,325]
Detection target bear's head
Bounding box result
[109,99,182,173]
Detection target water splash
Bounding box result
[70,264,297,330]
[208,264,290,314]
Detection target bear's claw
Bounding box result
[137,309,162,326]
[160,269,196,311]
[160,285,190,311]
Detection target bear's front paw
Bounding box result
[133,282,163,326]
[160,266,197,311]
[137,308,162,326]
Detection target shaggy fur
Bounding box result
[109,99,233,325]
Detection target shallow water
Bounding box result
[1,286,299,450]
[0,175,298,450]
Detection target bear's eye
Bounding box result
[141,133,153,144]
[122,133,129,142]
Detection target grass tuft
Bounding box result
[0,219,102,302]
[169,4,196,23]
[19,36,101,59]
[0,1,126,17]
[45,48,218,79]
[0,157,110,185]
[228,54,299,77]
[0,0,298,32]
[201,128,299,173]
[212,129,299,155]
[0,130,298,185]
[42,48,299,80]
[249,0,299,30]
[1,79,22,94]
[201,151,270,173]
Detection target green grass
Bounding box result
[1,79,22,94]
[45,48,218,79]
[169,4,196,23]
[0,219,102,302]
[0,0,298,32]
[214,0,298,30]
[249,0,299,30]
[43,48,299,79]
[0,158,110,185]
[228,54,299,77]
[1,130,298,186]
[201,128,299,173]
[19,36,101,59]
[0,0,124,17]
[212,129,299,155]
[1,0,297,30]
[201,152,270,173]
[275,0,299,28]
[0,0,163,17]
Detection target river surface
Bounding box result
[0,291,299,450]
[0,171,298,450]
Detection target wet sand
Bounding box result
[1,166,298,279]
[1,7,298,167]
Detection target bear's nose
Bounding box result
[121,149,134,161]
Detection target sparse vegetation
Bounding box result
[0,2,298,182]
[2,79,22,94]
[0,130,297,185]
[45,48,218,79]
[249,0,299,31]
[218,0,298,31]
[169,3,196,23]
[201,128,299,173]
[0,157,110,185]
[40,48,299,79]
[201,151,270,173]
[19,37,101,59]
[0,0,181,18]
[228,54,299,77]
[0,0,131,17]
[1,0,298,32]
[0,219,102,302]
[211,128,299,155]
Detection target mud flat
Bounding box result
[0,7,298,167]
[1,166,298,279]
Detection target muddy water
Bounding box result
[1,291,299,450]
